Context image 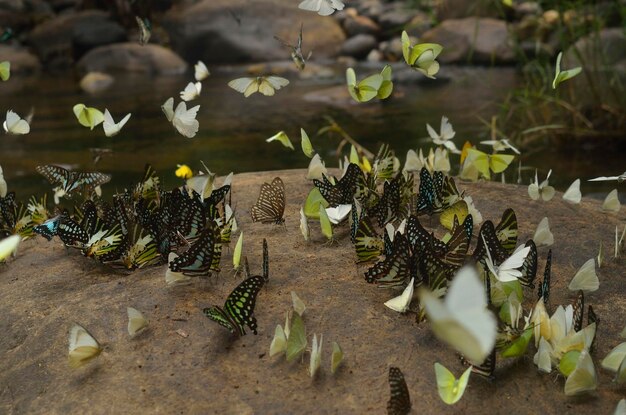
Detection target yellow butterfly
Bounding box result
[68,324,102,368]
[401,31,443,79]
[568,258,598,292]
[127,307,148,337]
[228,76,289,97]
[0,234,20,261]
[466,148,514,180]
[73,104,104,130]
[330,341,343,374]
[434,363,472,405]
[346,67,382,103]
[552,51,582,89]
[0,61,10,81]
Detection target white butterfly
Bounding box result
[615,225,626,259]
[568,258,599,292]
[228,76,289,97]
[533,337,554,373]
[306,153,327,180]
[0,234,20,261]
[325,204,351,224]
[533,217,554,247]
[309,333,323,378]
[165,252,192,286]
[161,97,199,138]
[418,265,497,363]
[562,179,582,204]
[426,116,460,154]
[384,277,414,313]
[403,149,422,172]
[602,189,621,213]
[528,169,555,201]
[0,164,6,197]
[616,399,626,415]
[601,342,626,384]
[479,138,520,154]
[194,60,210,81]
[103,109,131,137]
[3,110,30,135]
[299,207,310,241]
[180,81,202,101]
[291,291,306,316]
[589,172,626,183]
[127,307,148,337]
[68,323,102,368]
[298,0,345,16]
[482,236,531,282]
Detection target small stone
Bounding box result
[366,49,382,62]
[79,72,115,95]
[339,34,378,59]
[343,14,380,37]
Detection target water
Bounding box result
[0,65,622,201]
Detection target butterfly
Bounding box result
[533,216,554,247]
[602,189,621,212]
[169,188,206,240]
[482,236,530,283]
[552,51,581,89]
[369,176,402,227]
[479,138,520,154]
[298,0,345,16]
[103,109,131,137]
[313,163,362,206]
[415,168,443,215]
[36,165,111,197]
[518,239,538,288]
[0,60,9,81]
[472,220,508,266]
[568,258,599,292]
[300,128,315,158]
[180,81,202,101]
[589,172,626,183]
[266,131,294,150]
[194,60,210,81]
[378,65,394,99]
[309,333,323,378]
[135,16,151,45]
[286,311,307,361]
[127,307,148,337]
[168,226,222,276]
[117,223,160,270]
[564,350,597,396]
[562,179,581,204]
[274,23,312,71]
[365,233,416,289]
[0,234,20,261]
[73,104,104,130]
[331,341,343,374]
[466,148,514,180]
[68,323,102,368]
[204,275,265,336]
[434,363,471,405]
[427,116,460,154]
[387,367,411,415]
[537,249,552,304]
[3,110,30,135]
[400,31,443,79]
[228,76,289,97]
[419,265,497,363]
[354,216,384,263]
[57,215,89,247]
[161,97,200,138]
[346,67,383,103]
[461,348,496,379]
[384,277,415,313]
[33,214,63,240]
[251,177,285,224]
[528,169,555,201]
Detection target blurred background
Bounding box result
[0,0,624,198]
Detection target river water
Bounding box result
[0,64,622,201]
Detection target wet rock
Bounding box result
[421,17,515,64]
[339,34,378,59]
[379,36,403,61]
[343,14,380,37]
[76,43,187,75]
[435,0,502,20]
[162,0,344,64]
[352,0,384,20]
[72,13,127,58]
[79,71,115,94]
[27,10,121,68]
[404,11,432,38]
[0,45,41,74]
[377,7,420,33]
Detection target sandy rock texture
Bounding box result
[0,169,625,414]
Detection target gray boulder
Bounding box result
[76,43,187,75]
[339,34,378,59]
[421,17,515,64]
[162,0,345,64]
[343,13,380,37]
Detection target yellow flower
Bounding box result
[175,164,193,179]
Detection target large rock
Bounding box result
[339,34,378,59]
[0,169,624,414]
[377,7,421,33]
[76,43,187,75]
[421,17,516,64]
[343,13,380,37]
[27,10,125,68]
[436,0,504,20]
[0,45,41,74]
[162,0,345,64]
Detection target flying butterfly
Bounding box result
[274,23,312,71]
[251,177,285,224]
[36,165,111,198]
[161,97,200,138]
[387,367,411,415]
[3,110,30,135]
[228,76,289,97]
[203,275,265,336]
[135,16,151,45]
[298,0,345,16]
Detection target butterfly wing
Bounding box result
[387,367,411,415]
[228,77,256,96]
[251,177,285,224]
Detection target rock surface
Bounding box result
[162,0,345,64]
[76,43,187,75]
[0,45,41,74]
[421,17,516,64]
[339,33,378,59]
[0,169,625,413]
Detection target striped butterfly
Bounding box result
[538,249,552,304]
[203,275,266,336]
[387,367,411,415]
[313,163,362,206]
[36,165,111,195]
[251,177,285,224]
[168,226,222,276]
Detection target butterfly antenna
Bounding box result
[262,238,269,282]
